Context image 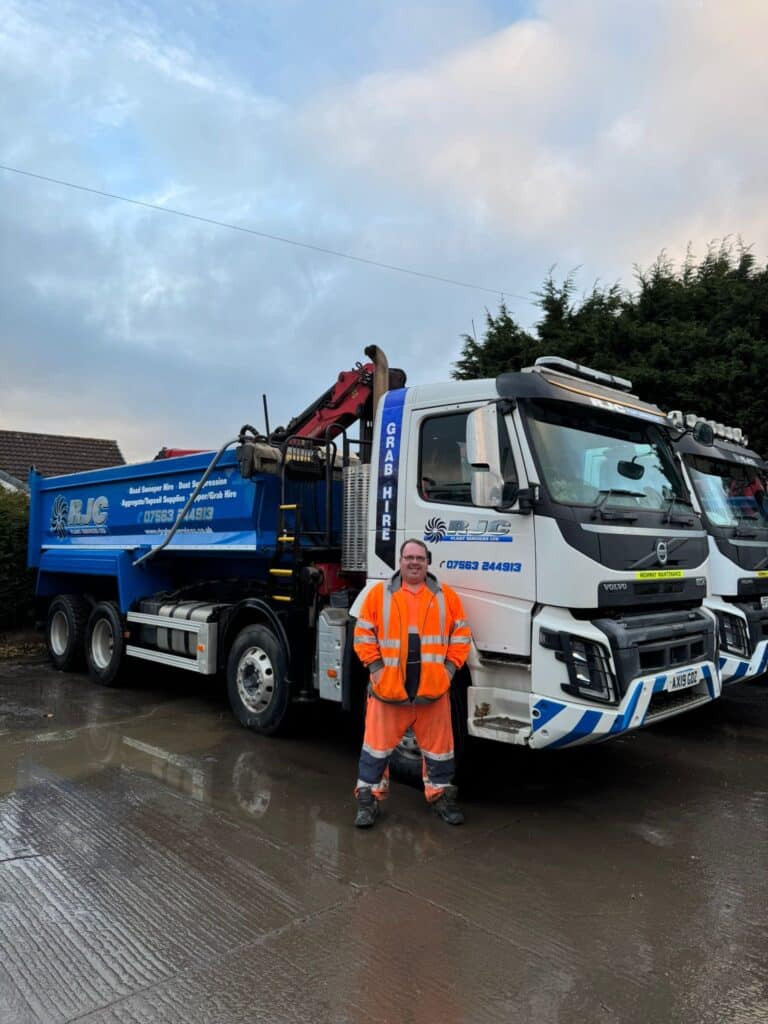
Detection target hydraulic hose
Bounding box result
[132,426,259,568]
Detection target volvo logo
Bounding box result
[656,539,669,566]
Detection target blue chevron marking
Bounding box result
[545,710,603,749]
[609,683,645,735]
[532,698,567,732]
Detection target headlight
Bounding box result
[540,629,618,705]
[716,611,750,657]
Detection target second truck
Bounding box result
[669,412,768,686]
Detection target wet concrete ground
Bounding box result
[1,657,767,1024]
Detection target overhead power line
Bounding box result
[0,163,532,302]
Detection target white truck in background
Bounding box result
[668,412,768,685]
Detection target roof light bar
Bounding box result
[533,356,633,393]
[666,410,751,447]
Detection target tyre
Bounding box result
[389,727,423,784]
[450,669,470,774]
[226,624,291,735]
[85,602,127,687]
[46,594,89,671]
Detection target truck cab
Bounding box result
[670,414,768,685]
[360,358,719,749]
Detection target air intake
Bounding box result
[342,464,369,571]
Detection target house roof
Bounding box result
[0,430,125,484]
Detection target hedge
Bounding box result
[0,489,35,629]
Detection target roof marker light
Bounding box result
[533,356,633,392]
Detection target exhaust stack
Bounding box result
[364,345,390,416]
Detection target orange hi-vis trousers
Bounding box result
[355,692,455,803]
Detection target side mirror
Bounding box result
[692,420,715,446]
[617,460,645,481]
[466,405,510,508]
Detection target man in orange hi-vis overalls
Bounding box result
[352,538,472,828]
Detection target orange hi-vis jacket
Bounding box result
[353,573,472,704]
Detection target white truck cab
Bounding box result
[355,358,720,750]
[669,413,768,686]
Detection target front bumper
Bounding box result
[706,597,768,685]
[526,659,719,749]
[466,604,720,749]
[467,660,719,749]
[719,639,768,685]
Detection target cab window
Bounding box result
[419,412,472,504]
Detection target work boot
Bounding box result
[354,788,380,828]
[431,785,464,825]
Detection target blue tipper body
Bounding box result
[28,450,340,612]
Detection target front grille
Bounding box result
[638,637,706,672]
[645,687,709,720]
[635,582,685,596]
[593,607,716,698]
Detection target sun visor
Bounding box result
[496,368,669,426]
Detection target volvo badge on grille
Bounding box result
[656,539,669,565]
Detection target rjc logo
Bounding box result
[50,493,109,537]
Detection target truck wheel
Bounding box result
[46,595,89,671]
[390,673,470,785]
[450,670,470,772]
[85,602,127,687]
[390,728,423,784]
[227,624,291,735]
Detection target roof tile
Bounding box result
[0,430,125,481]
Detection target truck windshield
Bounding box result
[523,399,688,511]
[685,455,768,529]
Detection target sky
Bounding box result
[1,0,767,462]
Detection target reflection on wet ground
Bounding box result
[1,657,767,1022]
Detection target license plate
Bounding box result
[669,668,699,691]
[760,596,768,610]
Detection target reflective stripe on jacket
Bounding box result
[353,573,472,703]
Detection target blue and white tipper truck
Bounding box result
[29,348,721,754]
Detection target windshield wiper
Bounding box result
[663,494,695,526]
[730,512,764,537]
[734,524,758,538]
[591,489,643,521]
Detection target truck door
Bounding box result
[401,403,536,657]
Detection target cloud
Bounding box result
[2,0,766,462]
[300,18,576,233]
[300,0,768,272]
